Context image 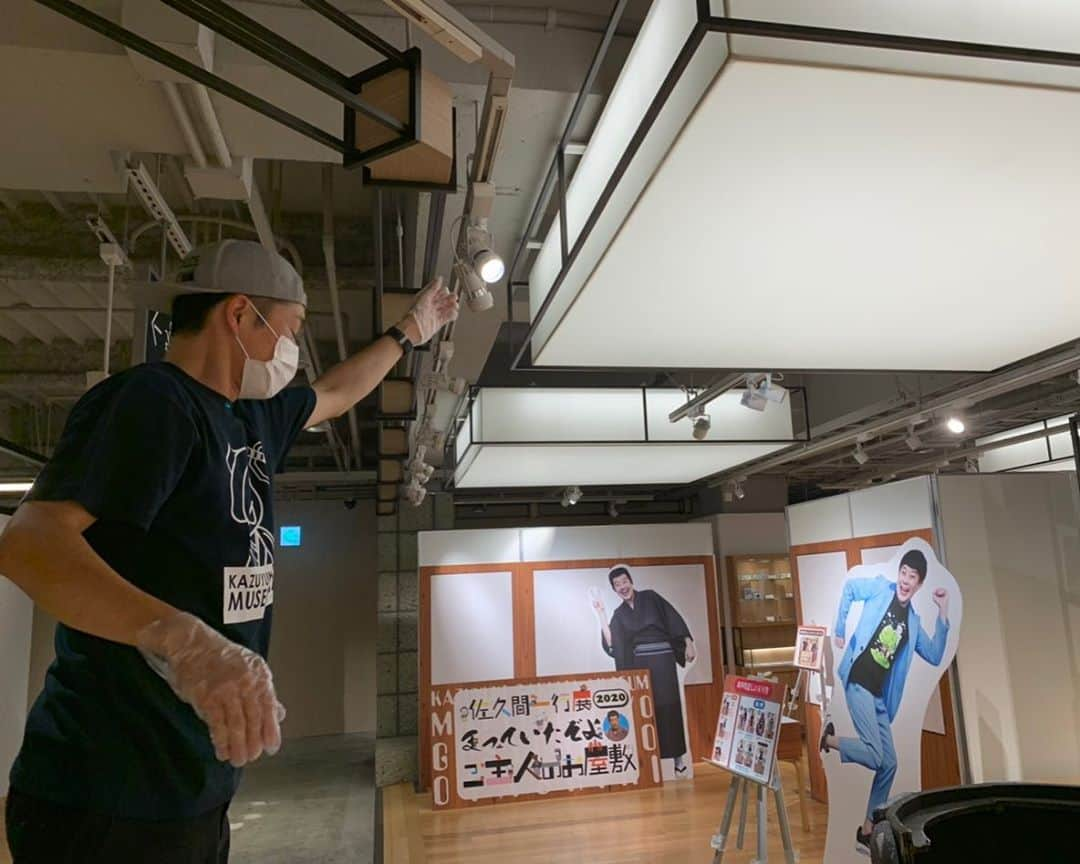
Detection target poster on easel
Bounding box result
[708,675,787,786]
[795,624,828,671]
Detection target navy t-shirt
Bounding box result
[9,361,316,820]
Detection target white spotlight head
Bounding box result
[560,485,583,508]
[740,388,768,412]
[474,249,505,284]
[904,427,923,452]
[467,223,505,284]
[965,457,980,474]
[689,405,711,441]
[945,416,967,435]
[405,481,427,507]
[853,443,870,466]
[454,262,494,312]
[607,501,619,519]
[734,480,746,501]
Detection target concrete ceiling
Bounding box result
[0,0,641,478]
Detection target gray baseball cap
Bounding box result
[132,239,307,312]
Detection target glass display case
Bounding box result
[730,554,795,625]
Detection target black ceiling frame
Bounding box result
[506,2,1080,374]
[33,0,417,165]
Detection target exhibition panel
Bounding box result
[418,524,723,791]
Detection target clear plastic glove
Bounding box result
[136,611,284,767]
[407,276,459,344]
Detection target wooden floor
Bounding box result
[383,762,828,864]
[1,797,10,864]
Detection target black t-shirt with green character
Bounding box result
[849,594,909,697]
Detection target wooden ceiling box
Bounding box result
[355,65,454,185]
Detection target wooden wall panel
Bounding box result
[420,555,723,791]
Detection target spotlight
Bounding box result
[607,501,619,519]
[734,480,746,501]
[722,485,734,504]
[405,479,427,507]
[904,426,923,452]
[423,372,468,397]
[689,405,711,441]
[407,446,435,485]
[965,457,980,474]
[466,222,505,284]
[853,443,870,466]
[454,261,494,313]
[945,415,966,435]
[560,485,583,508]
[740,373,787,412]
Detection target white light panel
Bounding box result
[528,10,727,354]
[534,60,1080,370]
[645,390,793,442]
[727,1,1080,92]
[454,443,788,488]
[453,387,795,487]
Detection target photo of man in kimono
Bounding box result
[591,565,695,775]
[819,549,950,855]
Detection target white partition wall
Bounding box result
[0,514,33,798]
[937,473,1080,784]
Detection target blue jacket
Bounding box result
[834,576,949,722]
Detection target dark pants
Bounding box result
[5,790,230,864]
[634,646,687,761]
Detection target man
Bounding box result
[0,240,457,863]
[819,549,950,856]
[592,565,695,775]
[603,710,628,743]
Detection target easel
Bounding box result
[709,671,801,864]
[709,751,797,864]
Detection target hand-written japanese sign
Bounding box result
[429,671,661,809]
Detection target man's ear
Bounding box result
[222,294,249,335]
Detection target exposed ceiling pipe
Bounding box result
[128,216,302,271]
[708,342,1080,487]
[161,82,208,169]
[321,166,363,470]
[41,190,69,218]
[246,1,641,37]
[191,84,233,169]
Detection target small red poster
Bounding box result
[709,675,787,785]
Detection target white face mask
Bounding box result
[235,302,300,400]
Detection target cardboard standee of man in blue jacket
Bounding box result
[819,549,950,856]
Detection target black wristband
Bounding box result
[386,324,413,355]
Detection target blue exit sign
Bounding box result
[280,525,302,547]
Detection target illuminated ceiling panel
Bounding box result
[452,387,795,488]
[526,2,1080,372]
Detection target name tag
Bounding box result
[223,563,275,624]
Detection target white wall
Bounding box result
[270,499,377,738]
[938,473,1080,784]
[787,476,934,546]
[0,513,33,798]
